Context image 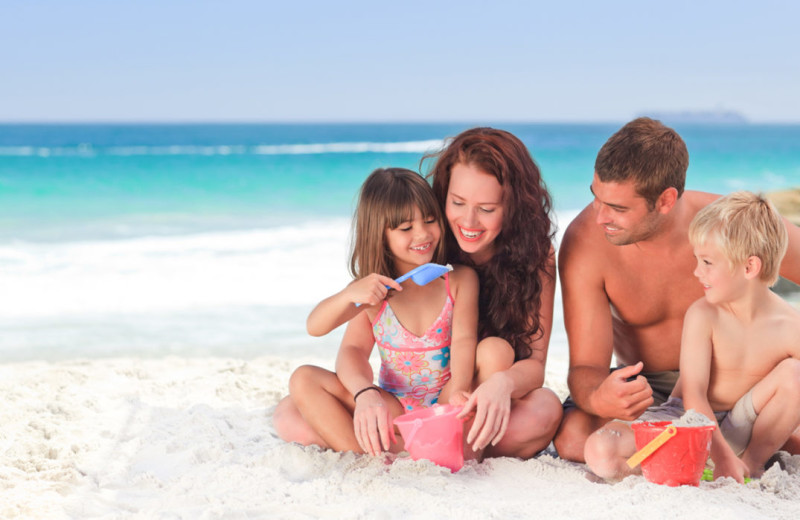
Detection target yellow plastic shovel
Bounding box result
[626,425,677,468]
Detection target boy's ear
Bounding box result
[656,187,679,214]
[744,255,762,279]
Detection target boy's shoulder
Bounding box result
[765,293,800,330]
[686,296,719,320]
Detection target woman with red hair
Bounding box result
[427,127,562,458]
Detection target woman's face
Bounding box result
[445,162,504,265]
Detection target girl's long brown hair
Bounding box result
[350,168,446,279]
[425,128,554,361]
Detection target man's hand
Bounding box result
[590,362,654,420]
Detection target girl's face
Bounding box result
[445,162,504,265]
[384,206,441,274]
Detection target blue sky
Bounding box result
[2,0,798,122]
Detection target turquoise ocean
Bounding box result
[2,123,799,362]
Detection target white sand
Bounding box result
[2,356,799,520]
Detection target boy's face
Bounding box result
[692,238,746,304]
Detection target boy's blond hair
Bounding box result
[688,191,788,286]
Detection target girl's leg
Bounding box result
[272,395,328,447]
[288,364,406,454]
[740,358,800,476]
[288,364,362,452]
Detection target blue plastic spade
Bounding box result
[394,263,453,286]
[355,263,452,307]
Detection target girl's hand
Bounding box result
[448,390,471,409]
[353,389,396,456]
[457,372,514,451]
[345,274,403,307]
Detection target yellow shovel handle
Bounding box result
[626,425,677,468]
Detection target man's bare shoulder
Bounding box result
[560,205,610,261]
[682,190,721,214]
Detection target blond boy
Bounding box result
[680,191,800,481]
[584,191,800,482]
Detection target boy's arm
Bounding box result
[446,265,479,402]
[307,274,402,337]
[680,300,749,483]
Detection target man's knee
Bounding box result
[554,408,602,462]
[584,423,634,480]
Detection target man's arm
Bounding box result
[778,217,800,284]
[559,218,653,420]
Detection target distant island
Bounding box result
[637,109,748,125]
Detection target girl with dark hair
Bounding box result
[426,127,562,458]
[273,168,479,456]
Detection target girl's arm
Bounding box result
[680,300,749,482]
[335,311,397,455]
[307,274,402,337]
[446,265,479,402]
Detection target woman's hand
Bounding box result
[457,372,514,451]
[345,274,402,307]
[353,389,396,456]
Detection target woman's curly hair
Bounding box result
[424,127,554,361]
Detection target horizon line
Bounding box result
[2,118,800,125]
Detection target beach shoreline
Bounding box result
[2,355,798,519]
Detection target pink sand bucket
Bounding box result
[630,421,715,486]
[393,404,465,472]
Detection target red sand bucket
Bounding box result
[393,404,464,472]
[631,421,715,486]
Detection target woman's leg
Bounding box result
[485,387,562,459]
[471,337,563,459]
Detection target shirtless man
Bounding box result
[553,117,800,462]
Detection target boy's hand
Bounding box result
[713,452,750,483]
[346,274,402,307]
[592,362,654,421]
[353,390,396,456]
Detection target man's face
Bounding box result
[590,173,663,246]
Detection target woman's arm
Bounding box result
[307,274,402,337]
[447,265,479,401]
[459,247,557,450]
[513,245,557,393]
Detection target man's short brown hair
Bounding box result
[595,117,689,208]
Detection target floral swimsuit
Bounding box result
[372,273,453,412]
